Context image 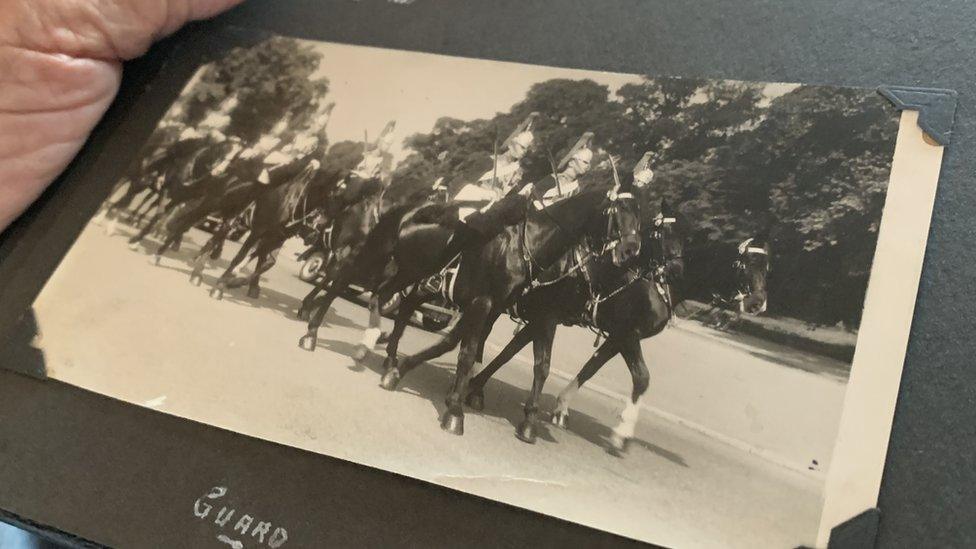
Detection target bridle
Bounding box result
[520,188,640,293]
[730,238,770,310]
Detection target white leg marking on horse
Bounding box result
[555,380,580,415]
[361,327,382,349]
[613,396,644,440]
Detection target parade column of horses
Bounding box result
[97,107,771,455]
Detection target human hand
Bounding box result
[0,0,243,233]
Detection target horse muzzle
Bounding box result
[740,291,768,315]
[612,235,642,266]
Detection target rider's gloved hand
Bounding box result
[0,0,243,233]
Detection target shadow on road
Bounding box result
[128,248,359,329]
[111,225,689,467]
[310,339,688,467]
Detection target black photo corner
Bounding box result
[1,1,974,548]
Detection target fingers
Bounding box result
[0,0,244,233]
[0,0,245,60]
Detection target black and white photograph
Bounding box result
[24,37,944,548]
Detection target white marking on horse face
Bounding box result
[613,396,644,439]
[555,380,580,413]
[361,327,382,349]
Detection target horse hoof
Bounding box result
[515,421,537,444]
[147,255,160,265]
[440,413,464,436]
[607,433,630,457]
[465,391,485,411]
[209,288,224,300]
[352,344,369,361]
[298,335,317,352]
[551,411,570,429]
[189,274,202,286]
[379,369,401,391]
[247,287,260,299]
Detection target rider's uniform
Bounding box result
[449,129,534,237]
[535,146,594,207]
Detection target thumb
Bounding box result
[0,0,244,233]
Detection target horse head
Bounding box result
[605,178,642,266]
[733,230,771,315]
[649,198,692,280]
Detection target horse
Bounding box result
[439,199,687,449]
[461,203,770,452]
[295,187,449,348]
[372,178,643,436]
[124,136,239,250]
[207,159,345,300]
[94,125,183,232]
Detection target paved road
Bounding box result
[33,223,845,548]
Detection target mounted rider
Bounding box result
[146,94,240,197]
[453,112,538,206]
[445,127,595,256]
[533,131,595,206]
[246,101,338,188]
[330,120,397,214]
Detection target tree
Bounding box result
[388,76,899,328]
[173,37,330,143]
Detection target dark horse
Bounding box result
[461,202,771,452]
[94,124,183,232]
[295,187,449,351]
[368,180,643,436]
[124,136,240,253]
[206,159,349,300]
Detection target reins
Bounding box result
[518,188,638,293]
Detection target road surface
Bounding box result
[32,223,849,548]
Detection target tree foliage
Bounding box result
[171,37,329,143]
[391,77,898,328]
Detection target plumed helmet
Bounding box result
[558,131,595,171]
[633,151,654,187]
[512,131,534,149]
[572,147,593,164]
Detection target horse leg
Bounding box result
[132,191,159,227]
[376,287,425,374]
[551,337,620,429]
[150,198,212,265]
[101,181,139,233]
[210,231,259,299]
[298,269,354,351]
[515,323,556,444]
[473,307,503,376]
[464,317,537,411]
[381,315,463,391]
[354,292,386,361]
[126,197,171,248]
[440,296,494,436]
[246,239,283,299]
[190,221,231,286]
[608,337,650,456]
[297,282,324,321]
